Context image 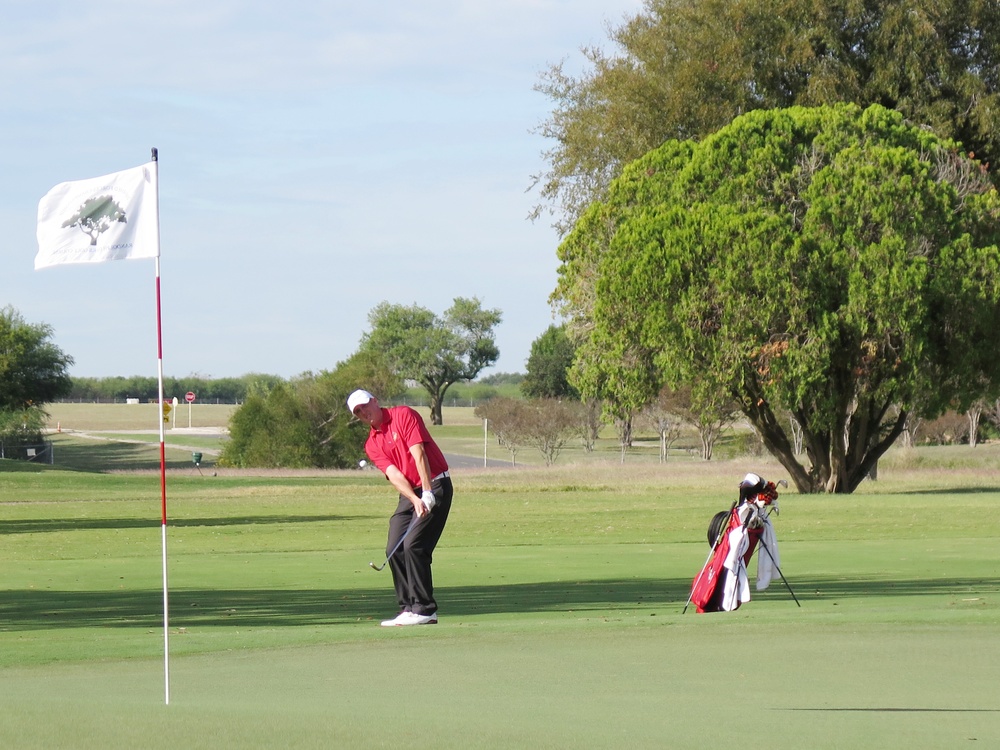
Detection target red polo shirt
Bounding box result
[364,405,449,488]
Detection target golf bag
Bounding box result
[688,473,781,613]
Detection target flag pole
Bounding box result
[151,147,170,706]
[35,150,169,703]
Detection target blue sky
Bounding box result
[0,1,642,380]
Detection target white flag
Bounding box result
[35,162,159,270]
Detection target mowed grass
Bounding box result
[0,407,997,748]
[46,402,239,432]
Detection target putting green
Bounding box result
[0,617,996,749]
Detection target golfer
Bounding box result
[347,389,453,626]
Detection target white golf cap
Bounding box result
[346,389,375,414]
[740,472,763,487]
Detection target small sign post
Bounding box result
[185,392,196,428]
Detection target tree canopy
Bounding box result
[534,0,1000,232]
[556,103,1000,493]
[0,306,73,411]
[358,297,502,425]
[521,324,579,400]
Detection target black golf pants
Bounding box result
[386,475,453,616]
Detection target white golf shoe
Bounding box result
[380,611,438,627]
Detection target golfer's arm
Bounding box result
[385,464,421,505]
[408,442,433,492]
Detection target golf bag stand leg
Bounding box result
[757,536,801,607]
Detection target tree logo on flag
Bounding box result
[61,195,127,246]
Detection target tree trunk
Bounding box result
[968,406,982,447]
[741,392,819,492]
[425,380,453,426]
[788,414,804,454]
[698,425,714,460]
[740,381,908,494]
[429,397,443,425]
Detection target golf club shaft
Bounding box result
[370,518,417,571]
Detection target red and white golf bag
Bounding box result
[688,473,782,613]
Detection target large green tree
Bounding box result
[0,307,73,442]
[358,297,502,425]
[521,324,579,399]
[557,103,1000,493]
[534,0,1000,232]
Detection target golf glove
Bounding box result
[421,490,437,512]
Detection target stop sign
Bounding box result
[185,392,196,403]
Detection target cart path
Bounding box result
[57,428,225,456]
[56,428,515,468]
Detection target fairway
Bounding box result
[1,413,999,748]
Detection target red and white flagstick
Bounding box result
[151,148,171,705]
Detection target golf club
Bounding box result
[369,519,418,571]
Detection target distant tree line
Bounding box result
[61,372,526,407]
[62,373,285,404]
